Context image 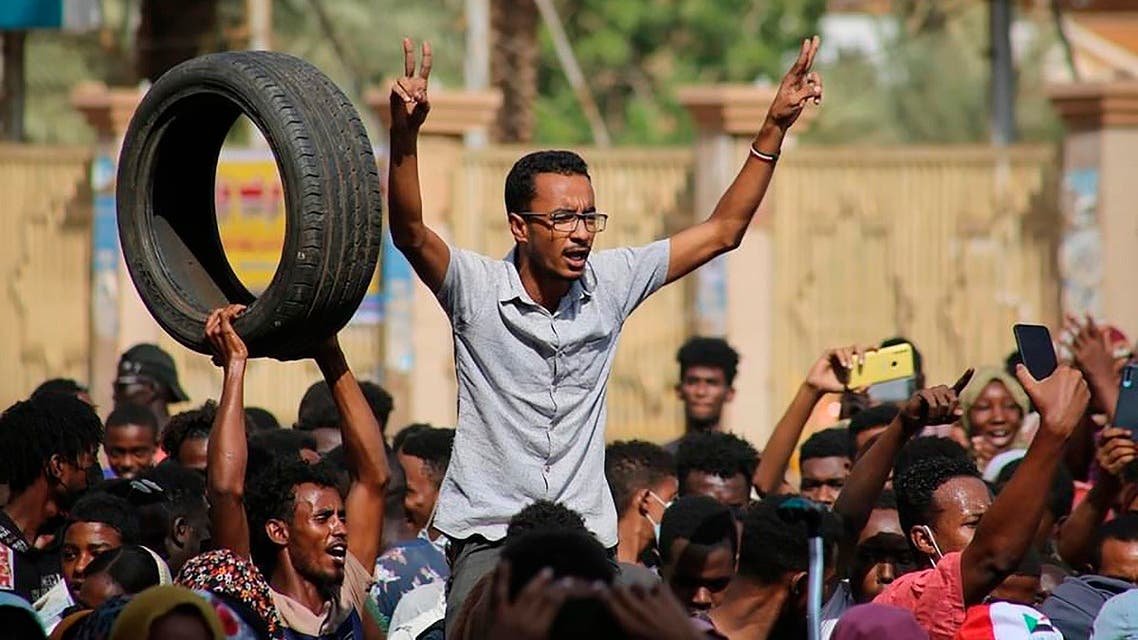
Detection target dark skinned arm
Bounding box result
[1057,428,1136,569]
[1067,315,1121,418]
[960,365,1090,605]
[666,37,822,284]
[204,305,252,559]
[315,340,390,569]
[753,346,864,496]
[833,370,973,574]
[389,38,450,293]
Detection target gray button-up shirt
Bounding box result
[433,240,671,547]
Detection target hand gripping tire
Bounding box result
[116,51,382,360]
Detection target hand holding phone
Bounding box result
[845,343,915,390]
[1114,364,1138,434]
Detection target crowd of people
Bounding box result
[5,34,1137,640]
[5,317,1138,640]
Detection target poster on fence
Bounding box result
[214,151,382,325]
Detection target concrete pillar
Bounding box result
[366,87,501,430]
[677,85,815,445]
[71,82,149,414]
[1048,82,1138,339]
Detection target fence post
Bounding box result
[1049,81,1138,340]
[367,87,500,430]
[71,82,146,414]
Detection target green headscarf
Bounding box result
[959,366,1030,435]
[109,586,225,640]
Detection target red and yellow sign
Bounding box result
[213,154,381,304]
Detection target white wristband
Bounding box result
[749,144,780,163]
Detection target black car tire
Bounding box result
[117,51,382,359]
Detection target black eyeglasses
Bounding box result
[515,210,609,233]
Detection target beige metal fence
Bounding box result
[0,145,93,407]
[767,144,1061,412]
[0,141,1062,449]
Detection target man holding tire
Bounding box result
[388,36,824,631]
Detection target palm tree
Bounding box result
[136,0,220,82]
[490,0,538,142]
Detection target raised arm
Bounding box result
[389,38,450,292]
[961,365,1089,605]
[666,36,822,284]
[1057,428,1136,569]
[833,370,972,570]
[1067,315,1121,418]
[204,305,252,559]
[314,339,390,569]
[752,345,863,495]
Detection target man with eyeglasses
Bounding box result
[387,35,823,631]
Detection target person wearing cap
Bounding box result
[113,344,190,431]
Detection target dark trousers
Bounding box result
[444,535,504,638]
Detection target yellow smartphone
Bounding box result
[846,343,915,389]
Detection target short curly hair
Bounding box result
[658,495,737,564]
[67,491,142,545]
[161,401,216,460]
[501,528,613,599]
[503,150,590,214]
[605,440,676,516]
[297,381,393,434]
[676,431,758,489]
[738,495,841,584]
[1093,512,1138,571]
[894,454,983,546]
[892,436,973,480]
[506,500,588,539]
[847,404,899,456]
[676,337,740,386]
[399,427,455,484]
[0,393,103,492]
[245,457,341,572]
[800,427,851,463]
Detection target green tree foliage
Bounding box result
[805,2,1061,144]
[534,0,827,145]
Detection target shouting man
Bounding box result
[387,35,823,631]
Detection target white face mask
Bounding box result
[646,491,672,543]
[919,525,944,568]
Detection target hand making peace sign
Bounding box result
[390,38,433,131]
[765,35,823,131]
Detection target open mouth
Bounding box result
[326,543,347,566]
[563,247,590,270]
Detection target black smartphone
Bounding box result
[1115,365,1138,432]
[1014,323,1058,380]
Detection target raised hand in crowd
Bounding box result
[387,37,450,293]
[1064,314,1121,416]
[204,304,253,558]
[753,345,869,496]
[311,333,390,572]
[958,364,1089,604]
[1057,427,1138,569]
[834,369,973,558]
[766,35,823,131]
[390,37,432,132]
